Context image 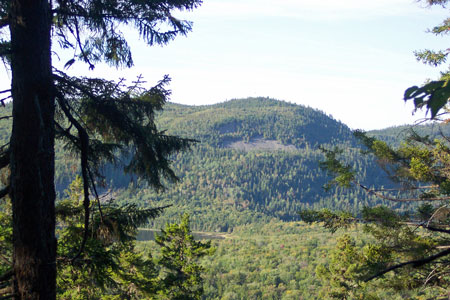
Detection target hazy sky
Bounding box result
[6,0,449,130]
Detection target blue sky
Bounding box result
[5,0,448,130]
[126,0,448,130]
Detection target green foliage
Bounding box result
[404,80,450,119]
[314,130,450,296]
[55,177,163,299]
[404,1,450,119]
[313,4,450,290]
[109,98,396,230]
[53,0,202,69]
[187,221,444,299]
[318,147,355,190]
[0,178,214,299]
[155,214,215,300]
[315,234,366,299]
[0,98,411,231]
[299,209,355,233]
[0,198,11,277]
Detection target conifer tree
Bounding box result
[0,1,202,299]
[1,177,214,299]
[301,1,450,295]
[155,214,215,300]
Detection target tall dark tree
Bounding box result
[0,0,202,299]
[9,2,55,299]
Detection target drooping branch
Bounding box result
[73,17,95,70]
[55,95,91,262]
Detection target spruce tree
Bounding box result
[0,1,202,299]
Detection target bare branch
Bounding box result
[371,185,437,192]
[423,225,450,235]
[427,205,449,227]
[357,182,450,202]
[365,248,450,282]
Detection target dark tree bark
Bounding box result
[9,1,56,299]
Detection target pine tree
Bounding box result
[155,214,215,300]
[0,1,202,299]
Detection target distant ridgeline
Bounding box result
[2,98,445,231]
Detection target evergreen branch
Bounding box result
[54,121,77,144]
[365,248,450,282]
[73,17,95,70]
[54,73,103,102]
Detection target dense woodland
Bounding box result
[3,97,449,298]
[2,0,450,299]
[0,97,421,231]
[63,98,450,230]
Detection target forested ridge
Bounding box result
[2,95,450,299]
[1,97,435,231]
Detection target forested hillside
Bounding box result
[0,97,426,231]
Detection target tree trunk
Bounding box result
[9,1,56,299]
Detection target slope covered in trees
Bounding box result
[42,98,421,230]
[2,97,443,231]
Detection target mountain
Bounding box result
[368,122,450,147]
[0,98,418,231]
[111,98,396,231]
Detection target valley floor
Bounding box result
[138,221,442,300]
